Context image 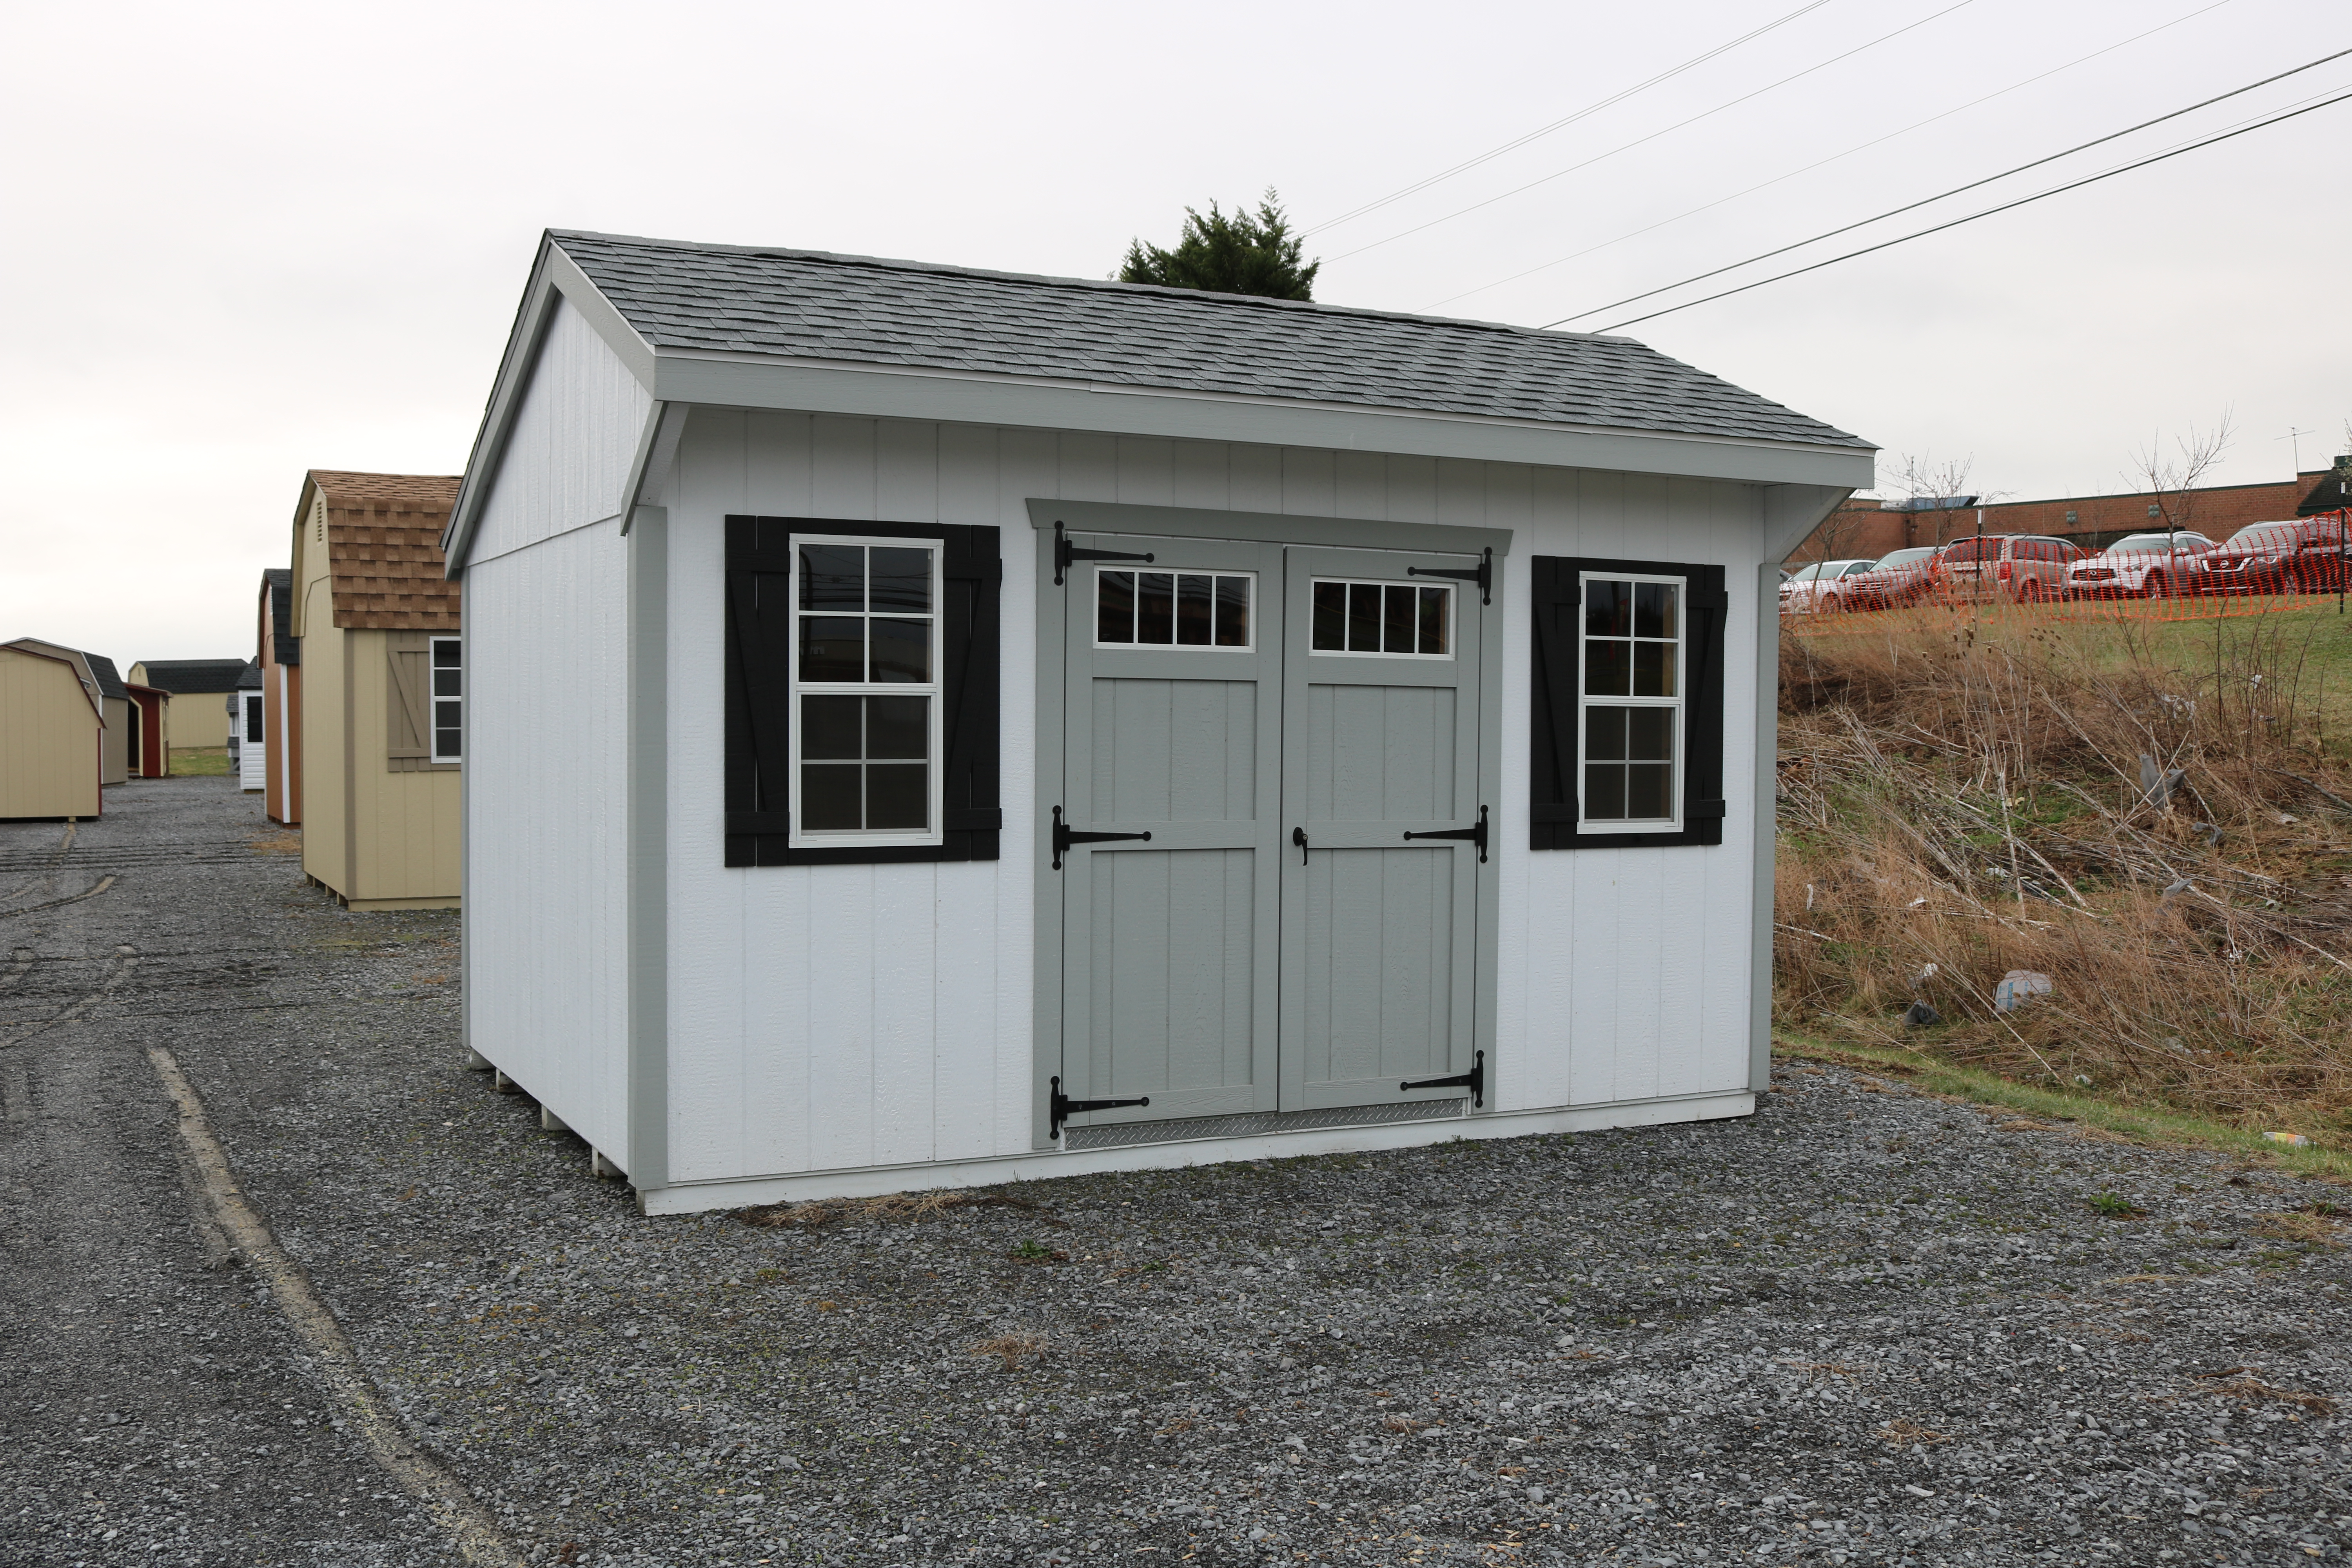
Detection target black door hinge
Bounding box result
[1051,805,1151,870]
[1401,1049,1485,1108]
[1408,546,1492,605]
[1402,804,1489,863]
[1051,1075,1149,1139]
[1054,521,1155,586]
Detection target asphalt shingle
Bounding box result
[552,230,1867,451]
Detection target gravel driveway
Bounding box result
[3,778,2348,1567]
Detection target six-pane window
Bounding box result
[1580,574,1682,826]
[428,636,461,763]
[791,537,941,844]
[1308,579,1451,657]
[1095,569,1253,648]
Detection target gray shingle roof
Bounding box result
[551,230,1867,451]
[83,653,126,701]
[136,659,250,695]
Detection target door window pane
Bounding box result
[1176,574,1214,645]
[1347,583,1381,652]
[1137,573,1175,644]
[1312,581,1346,650]
[1216,576,1251,646]
[1417,586,1449,654]
[1382,584,1416,652]
[1097,571,1135,643]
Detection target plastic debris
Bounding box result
[1902,1000,1941,1028]
[1906,896,1929,909]
[2261,1131,2310,1148]
[2160,878,2194,902]
[1907,962,1939,992]
[2139,754,2188,808]
[1993,970,2053,1013]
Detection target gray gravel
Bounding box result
[4,777,2350,1567]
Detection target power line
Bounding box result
[1425,0,2234,310]
[1300,0,1835,238]
[1544,44,2352,329]
[1324,0,1976,265]
[1581,84,2352,333]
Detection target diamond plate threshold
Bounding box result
[1062,1097,1467,1152]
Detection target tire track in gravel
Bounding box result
[0,942,136,1049]
[0,820,73,903]
[0,873,118,921]
[147,1042,524,1568]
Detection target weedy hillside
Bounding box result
[1775,600,2352,1142]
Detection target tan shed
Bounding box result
[0,638,104,818]
[126,659,249,754]
[289,470,464,909]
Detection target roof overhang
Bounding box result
[442,234,1876,574]
[2,639,105,723]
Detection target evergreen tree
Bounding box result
[1118,191,1319,301]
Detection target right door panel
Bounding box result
[1279,546,1485,1111]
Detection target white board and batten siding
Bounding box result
[650,411,1766,1201]
[460,294,648,1169]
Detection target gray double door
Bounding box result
[1055,535,1487,1133]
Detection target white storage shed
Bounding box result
[445,229,1871,1215]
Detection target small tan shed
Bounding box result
[0,639,104,818]
[289,470,465,909]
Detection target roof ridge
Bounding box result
[547,228,1626,346]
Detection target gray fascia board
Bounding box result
[650,354,1876,490]
[1762,483,1860,561]
[442,238,658,577]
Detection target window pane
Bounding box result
[1586,579,1631,637]
[1635,582,1678,639]
[1585,705,1627,761]
[801,695,862,760]
[434,728,459,759]
[865,696,927,760]
[1633,642,1677,698]
[432,699,460,734]
[801,764,861,829]
[868,547,931,612]
[1347,583,1381,652]
[1097,571,1135,643]
[1584,764,1625,820]
[1627,708,1673,761]
[865,764,927,831]
[799,544,864,610]
[1311,581,1345,650]
[1417,586,1449,655]
[1138,573,1175,644]
[432,668,460,697]
[1176,574,1213,645]
[432,641,460,668]
[1215,576,1250,646]
[1585,639,1630,696]
[799,617,864,682]
[1382,584,1416,653]
[1625,763,1673,819]
[868,619,930,683]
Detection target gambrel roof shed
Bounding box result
[446,228,1871,1214]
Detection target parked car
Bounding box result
[1838,545,1940,610]
[2188,515,2350,595]
[2062,530,2216,599]
[1779,558,1877,613]
[1933,534,2088,602]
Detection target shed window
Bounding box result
[1095,569,1253,649]
[725,516,1001,868]
[1530,555,1728,850]
[1308,579,1451,657]
[429,637,461,763]
[243,693,265,744]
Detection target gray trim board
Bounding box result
[1025,499,1515,558]
[627,506,670,1193]
[1749,561,1781,1094]
[1763,484,1857,562]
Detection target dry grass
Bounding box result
[2193,1368,2337,1415]
[971,1330,1048,1370]
[1877,1417,1951,1446]
[735,1189,1062,1230]
[1777,600,2352,1143]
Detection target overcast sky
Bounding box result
[5,0,2345,661]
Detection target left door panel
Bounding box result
[1058,537,1286,1131]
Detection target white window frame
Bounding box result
[786,533,945,850]
[1577,570,1686,834]
[1091,566,1258,652]
[428,635,462,764]
[1306,577,1456,660]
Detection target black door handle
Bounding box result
[1402,804,1490,863]
[1292,826,1309,864]
[1051,806,1151,870]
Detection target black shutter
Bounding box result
[724,515,1001,868]
[1529,555,1729,851]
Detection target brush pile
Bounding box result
[1775,604,2352,1137]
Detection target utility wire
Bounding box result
[1301,0,1834,238]
[1581,83,2352,333]
[1547,43,2352,328]
[1324,1,1977,265]
[1426,0,2233,309]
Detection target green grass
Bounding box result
[1775,1026,2352,1184]
[169,747,229,777]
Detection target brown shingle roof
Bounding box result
[311,470,462,630]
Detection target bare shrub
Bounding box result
[1777,599,2352,1137]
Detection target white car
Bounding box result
[1779,558,1877,614]
[2062,531,2216,599]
